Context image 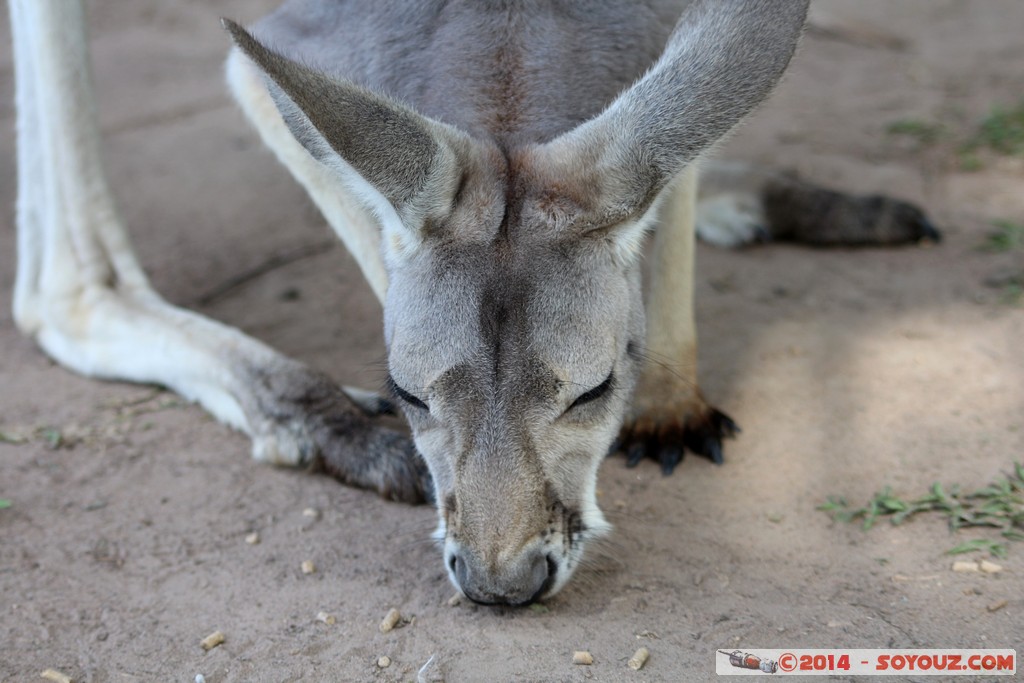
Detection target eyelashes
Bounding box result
[386,375,428,411]
[568,372,614,411]
[388,371,616,414]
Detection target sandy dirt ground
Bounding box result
[2,1,1023,681]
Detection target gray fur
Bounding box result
[227,0,808,604]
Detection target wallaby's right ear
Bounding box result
[536,0,809,229]
[223,19,472,253]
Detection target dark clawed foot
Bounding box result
[616,407,739,475]
[258,366,433,505]
[311,420,434,506]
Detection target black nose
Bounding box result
[450,550,555,606]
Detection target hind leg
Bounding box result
[9,0,429,503]
[225,41,404,423]
[225,48,389,303]
[618,166,737,474]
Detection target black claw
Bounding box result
[619,407,738,474]
[918,215,942,243]
[626,443,646,468]
[719,413,740,438]
[659,446,683,475]
[703,438,724,465]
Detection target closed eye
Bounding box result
[386,375,428,411]
[568,372,614,411]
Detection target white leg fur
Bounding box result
[9,0,324,465]
[225,49,389,304]
[641,165,699,393]
[628,164,735,463]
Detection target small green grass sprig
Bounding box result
[979,219,1024,253]
[970,100,1024,156]
[819,463,1024,558]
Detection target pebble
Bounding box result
[301,560,316,574]
[195,676,206,683]
[377,655,392,668]
[244,532,260,545]
[302,508,320,519]
[316,611,336,625]
[573,651,594,665]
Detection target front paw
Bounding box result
[616,402,739,475]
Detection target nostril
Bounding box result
[546,554,557,583]
[521,552,556,606]
[452,553,469,592]
[447,554,456,574]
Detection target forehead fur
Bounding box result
[385,230,635,386]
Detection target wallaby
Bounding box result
[9,0,936,606]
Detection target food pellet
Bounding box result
[302,508,319,519]
[377,655,392,668]
[379,608,402,633]
[200,630,225,651]
[316,611,336,625]
[40,670,73,683]
[446,593,462,607]
[572,651,594,665]
[301,560,316,574]
[952,560,979,573]
[244,532,260,545]
[979,560,1003,574]
[628,646,650,671]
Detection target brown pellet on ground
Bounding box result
[628,647,650,671]
[379,608,401,633]
[572,651,594,665]
[200,630,225,651]
[40,670,73,683]
[979,560,1003,574]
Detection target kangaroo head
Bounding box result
[226,0,808,605]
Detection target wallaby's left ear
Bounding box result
[223,19,476,250]
[535,0,809,227]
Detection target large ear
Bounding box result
[535,0,809,227]
[223,20,474,251]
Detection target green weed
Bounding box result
[971,100,1024,156]
[886,119,946,146]
[979,219,1024,253]
[820,463,1024,557]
